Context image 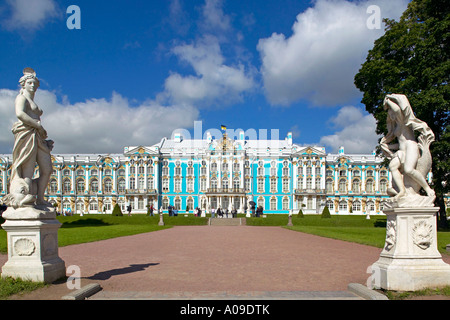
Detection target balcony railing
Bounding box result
[294,188,325,195]
[206,188,246,194]
[126,189,158,195]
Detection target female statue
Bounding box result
[4,68,54,208]
[380,94,435,203]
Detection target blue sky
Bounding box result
[0,0,409,154]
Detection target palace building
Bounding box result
[0,131,433,216]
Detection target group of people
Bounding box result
[211,207,238,218]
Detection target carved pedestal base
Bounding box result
[1,207,66,283]
[370,207,450,291]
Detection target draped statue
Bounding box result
[1,68,54,212]
[380,94,435,208]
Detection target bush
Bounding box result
[321,206,331,218]
[297,209,304,218]
[112,203,123,216]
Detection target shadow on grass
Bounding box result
[87,263,159,280]
[60,218,112,228]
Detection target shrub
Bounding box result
[112,203,123,216]
[321,206,331,218]
[297,209,304,218]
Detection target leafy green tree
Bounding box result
[354,0,449,227]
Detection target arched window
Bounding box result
[282,197,289,210]
[352,179,361,193]
[270,197,277,210]
[129,177,135,189]
[187,197,194,211]
[118,178,126,192]
[175,197,181,210]
[352,200,361,212]
[326,179,333,193]
[63,179,71,194]
[162,197,169,210]
[76,179,85,193]
[90,178,99,193]
[49,179,58,193]
[367,201,375,212]
[338,179,347,193]
[257,197,264,209]
[104,178,112,193]
[380,179,388,193]
[366,179,374,193]
[233,177,240,190]
[326,200,334,210]
[339,200,347,211]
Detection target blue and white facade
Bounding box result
[0,131,439,215]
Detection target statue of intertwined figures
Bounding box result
[1,68,54,211]
[380,94,435,208]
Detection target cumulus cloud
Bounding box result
[257,0,409,106]
[162,35,255,107]
[1,0,60,31]
[0,89,199,154]
[319,106,381,154]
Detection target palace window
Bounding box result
[270,178,277,192]
[162,166,169,176]
[77,169,84,176]
[222,178,229,190]
[90,179,99,193]
[104,178,112,193]
[200,178,207,191]
[353,170,360,177]
[174,179,181,192]
[270,197,277,210]
[187,166,194,176]
[49,179,58,193]
[325,179,333,193]
[326,169,333,176]
[233,178,240,190]
[339,201,347,211]
[233,162,239,172]
[63,169,70,176]
[282,167,289,176]
[257,178,264,193]
[307,197,313,210]
[297,177,303,189]
[175,166,181,176]
[118,179,126,192]
[118,169,125,176]
[187,179,194,192]
[148,165,154,175]
[339,170,346,177]
[315,167,320,176]
[352,179,361,193]
[367,201,375,212]
[380,179,387,193]
[162,198,169,210]
[244,178,251,192]
[129,177,135,190]
[306,177,312,189]
[366,179,374,193]
[76,179,85,193]
[211,162,217,172]
[104,168,112,176]
[63,179,71,194]
[138,177,145,189]
[298,166,303,175]
[315,178,321,189]
[271,166,277,176]
[187,198,194,211]
[257,197,264,209]
[326,200,334,210]
[148,176,154,189]
[306,167,312,175]
[352,201,361,212]
[366,170,374,177]
[282,197,289,210]
[211,178,217,190]
[282,179,289,192]
[338,179,347,193]
[138,197,144,210]
[175,198,181,210]
[89,201,98,211]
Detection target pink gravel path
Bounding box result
[2,226,449,299]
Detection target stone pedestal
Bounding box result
[370,207,450,291]
[1,206,66,283]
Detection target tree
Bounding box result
[112,203,123,216]
[354,0,449,228]
[321,206,331,219]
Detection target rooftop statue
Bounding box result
[380,94,435,208]
[1,68,54,213]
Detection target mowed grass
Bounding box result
[247,214,450,254]
[0,214,209,253]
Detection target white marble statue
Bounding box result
[380,94,435,207]
[1,68,54,210]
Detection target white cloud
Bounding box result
[257,0,409,106]
[0,89,199,154]
[162,35,255,107]
[200,0,231,33]
[1,0,60,31]
[319,106,381,153]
